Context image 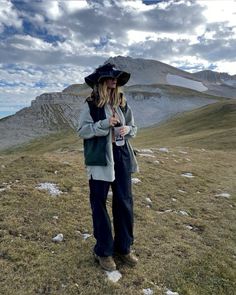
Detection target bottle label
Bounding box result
[114,127,125,146]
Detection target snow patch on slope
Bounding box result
[167,74,208,92]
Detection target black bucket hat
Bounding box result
[85,63,130,89]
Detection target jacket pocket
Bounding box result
[84,136,107,166]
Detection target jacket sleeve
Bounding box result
[124,104,137,139]
[77,102,110,139]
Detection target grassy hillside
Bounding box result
[0,101,236,294]
[134,100,236,150]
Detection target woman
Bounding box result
[78,63,138,271]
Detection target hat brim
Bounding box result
[85,69,130,88]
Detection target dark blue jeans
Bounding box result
[89,143,134,257]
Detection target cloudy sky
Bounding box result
[0,0,236,118]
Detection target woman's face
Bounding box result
[106,78,117,89]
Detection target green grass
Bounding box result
[0,101,236,294]
[134,100,236,150]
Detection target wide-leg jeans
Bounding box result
[89,142,134,257]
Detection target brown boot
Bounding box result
[115,252,138,267]
[94,253,116,271]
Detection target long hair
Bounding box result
[91,80,124,108]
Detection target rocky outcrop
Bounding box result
[192,70,236,86]
[0,92,84,150]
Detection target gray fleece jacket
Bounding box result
[78,102,139,181]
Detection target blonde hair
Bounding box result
[92,80,126,108]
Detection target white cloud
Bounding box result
[10,35,56,51]
[45,1,62,20]
[116,0,155,12]
[0,0,22,32]
[213,60,236,75]
[62,0,90,12]
[201,0,236,26]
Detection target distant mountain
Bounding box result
[192,70,236,87]
[0,56,234,151]
[106,56,236,98]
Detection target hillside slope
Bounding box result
[0,109,235,294]
[134,100,236,150]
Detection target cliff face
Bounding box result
[192,70,236,87]
[0,92,85,150]
[31,92,85,129]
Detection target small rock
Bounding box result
[139,149,153,154]
[165,209,172,213]
[154,160,160,164]
[185,225,193,230]
[181,172,194,178]
[52,233,64,242]
[179,151,188,154]
[166,290,179,295]
[185,158,191,162]
[132,178,141,184]
[52,215,59,220]
[36,182,62,196]
[1,165,6,168]
[105,270,122,283]
[139,154,155,158]
[157,209,172,214]
[179,210,189,216]
[54,170,58,175]
[215,192,231,198]
[0,188,6,192]
[145,197,152,204]
[178,189,186,194]
[159,147,169,153]
[82,233,92,240]
[143,288,153,295]
[172,198,177,202]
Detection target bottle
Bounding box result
[114,121,125,146]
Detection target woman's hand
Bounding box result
[119,126,130,137]
[109,116,120,127]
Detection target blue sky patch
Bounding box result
[22,19,65,44]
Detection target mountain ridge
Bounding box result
[0,55,235,151]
